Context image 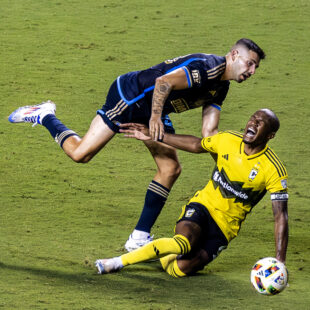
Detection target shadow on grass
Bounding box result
[0,259,244,306]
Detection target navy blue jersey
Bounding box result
[117,54,230,114]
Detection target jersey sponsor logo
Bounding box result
[170,98,189,113]
[213,170,249,200]
[185,208,195,218]
[191,69,201,84]
[212,167,265,206]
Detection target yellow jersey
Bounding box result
[189,131,288,242]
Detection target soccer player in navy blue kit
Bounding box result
[9,38,265,251]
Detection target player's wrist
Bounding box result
[150,115,161,121]
[158,134,165,143]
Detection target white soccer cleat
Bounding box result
[124,234,153,252]
[8,100,56,126]
[95,259,120,274]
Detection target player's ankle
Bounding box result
[131,229,150,239]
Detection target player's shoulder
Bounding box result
[262,146,288,178]
[222,130,243,140]
[204,130,242,144]
[186,53,226,68]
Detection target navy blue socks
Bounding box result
[135,180,170,233]
[42,114,79,148]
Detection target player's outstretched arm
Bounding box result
[120,123,207,153]
[120,123,151,141]
[272,200,288,263]
[150,68,189,142]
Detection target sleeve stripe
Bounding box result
[207,62,226,74]
[265,150,286,177]
[210,103,221,111]
[201,138,209,150]
[267,148,287,175]
[266,149,287,177]
[207,66,226,79]
[182,67,192,88]
[226,130,243,138]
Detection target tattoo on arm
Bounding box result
[152,79,172,115]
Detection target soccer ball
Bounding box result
[250,257,288,295]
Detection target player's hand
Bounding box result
[149,117,164,141]
[119,123,151,141]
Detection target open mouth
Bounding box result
[242,73,249,80]
[246,127,256,137]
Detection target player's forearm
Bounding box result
[201,105,220,137]
[275,216,288,263]
[273,202,289,263]
[151,77,172,118]
[162,133,206,153]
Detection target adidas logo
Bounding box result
[153,245,160,256]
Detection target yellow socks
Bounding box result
[160,255,186,278]
[160,254,178,270]
[121,234,191,266]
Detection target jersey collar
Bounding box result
[240,142,269,160]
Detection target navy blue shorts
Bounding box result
[97,80,175,134]
[177,202,228,264]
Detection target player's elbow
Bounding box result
[202,127,218,138]
[155,75,173,90]
[191,140,205,153]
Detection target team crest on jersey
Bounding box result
[185,208,195,218]
[281,179,288,189]
[248,168,259,182]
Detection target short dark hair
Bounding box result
[235,38,266,60]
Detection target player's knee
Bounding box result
[178,250,209,275]
[70,152,91,164]
[196,251,209,269]
[159,162,182,180]
[189,251,209,274]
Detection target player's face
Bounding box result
[243,111,272,146]
[231,48,260,83]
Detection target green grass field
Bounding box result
[1,0,309,309]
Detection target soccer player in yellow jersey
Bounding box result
[95,109,288,277]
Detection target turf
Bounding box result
[0,0,309,309]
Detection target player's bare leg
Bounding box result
[144,140,182,189]
[160,248,209,277]
[61,115,115,163]
[159,221,208,277]
[125,141,182,251]
[8,101,116,163]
